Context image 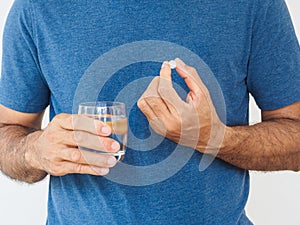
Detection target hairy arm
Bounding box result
[0,106,47,183]
[219,102,300,171]
[0,104,120,184]
[138,59,300,172]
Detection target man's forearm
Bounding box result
[0,124,47,183]
[217,118,300,171]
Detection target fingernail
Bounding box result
[175,58,186,67]
[111,142,120,151]
[101,126,110,134]
[72,151,81,161]
[175,58,190,75]
[161,61,169,69]
[107,157,117,166]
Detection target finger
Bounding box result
[144,96,171,119]
[54,114,112,136]
[175,58,209,101]
[60,147,117,168]
[175,58,204,85]
[137,77,168,118]
[138,74,170,118]
[137,98,157,121]
[63,131,120,153]
[160,61,172,81]
[158,62,185,112]
[137,98,167,136]
[139,76,160,100]
[54,161,111,176]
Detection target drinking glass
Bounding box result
[78,101,128,161]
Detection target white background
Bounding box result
[0,0,299,224]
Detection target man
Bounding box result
[0,0,299,224]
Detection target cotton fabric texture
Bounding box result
[1,0,299,224]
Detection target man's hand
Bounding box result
[137,58,226,153]
[25,113,119,177]
[138,58,300,171]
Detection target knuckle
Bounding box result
[91,159,107,167]
[71,149,81,163]
[74,163,83,173]
[58,113,69,119]
[70,131,78,144]
[188,67,198,75]
[146,98,155,107]
[47,149,58,160]
[89,135,103,150]
[145,97,157,105]
[49,162,61,175]
[72,130,82,145]
[72,115,82,129]
[167,120,181,134]
[45,131,56,143]
[137,98,145,109]
[55,113,72,126]
[100,138,111,152]
[191,67,197,72]
[158,85,167,95]
[199,89,211,101]
[46,129,65,144]
[55,113,67,121]
[153,76,160,82]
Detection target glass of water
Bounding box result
[78,101,128,161]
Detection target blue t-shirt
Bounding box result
[1,0,300,224]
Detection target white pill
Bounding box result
[169,60,177,69]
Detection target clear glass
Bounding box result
[78,101,128,161]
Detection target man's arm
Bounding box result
[138,58,300,171]
[0,104,120,184]
[0,106,47,183]
[219,102,300,171]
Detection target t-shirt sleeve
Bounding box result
[0,0,50,113]
[247,0,300,110]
